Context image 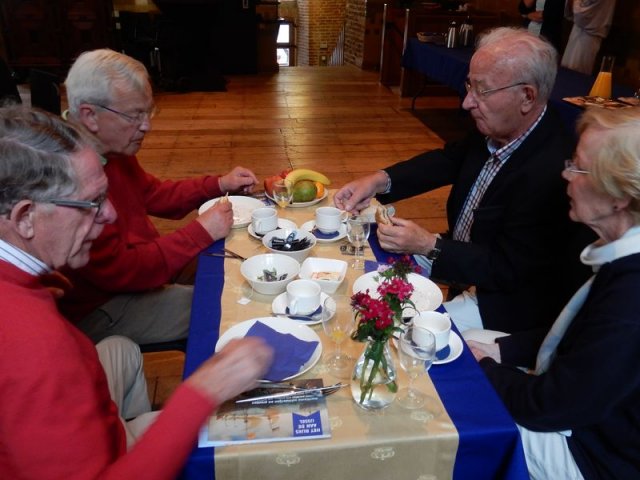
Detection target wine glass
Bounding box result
[321,296,353,379]
[397,325,436,409]
[272,179,293,209]
[346,215,370,270]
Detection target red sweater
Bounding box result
[59,153,222,321]
[0,261,216,479]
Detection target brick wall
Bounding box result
[344,0,366,67]
[297,0,348,66]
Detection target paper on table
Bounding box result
[246,321,319,381]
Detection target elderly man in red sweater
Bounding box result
[0,106,271,478]
[59,49,259,345]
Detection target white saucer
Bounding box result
[271,292,335,325]
[392,330,463,365]
[248,218,297,240]
[300,220,347,243]
[433,331,463,365]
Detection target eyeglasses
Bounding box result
[47,193,108,216]
[464,80,528,98]
[564,159,589,175]
[95,104,157,124]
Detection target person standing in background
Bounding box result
[518,0,565,52]
[561,0,617,75]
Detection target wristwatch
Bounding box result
[426,235,443,261]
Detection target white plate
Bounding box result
[352,272,443,314]
[248,218,298,240]
[300,220,347,243]
[198,196,265,228]
[433,331,463,365]
[271,292,335,325]
[392,330,463,365]
[215,317,322,380]
[266,190,329,208]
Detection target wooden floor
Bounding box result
[124,65,458,407]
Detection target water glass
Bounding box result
[397,325,436,409]
[272,180,293,208]
[321,296,353,379]
[346,215,370,270]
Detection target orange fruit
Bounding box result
[314,181,325,199]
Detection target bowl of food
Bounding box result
[299,257,348,294]
[240,253,300,295]
[262,228,317,263]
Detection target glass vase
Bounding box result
[350,338,397,410]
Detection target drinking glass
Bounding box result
[397,325,436,409]
[346,215,370,270]
[272,179,293,209]
[321,296,353,379]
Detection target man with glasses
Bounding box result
[0,106,271,477]
[59,49,260,345]
[335,27,593,334]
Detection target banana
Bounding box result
[284,168,331,186]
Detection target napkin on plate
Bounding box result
[245,321,319,381]
[311,226,339,240]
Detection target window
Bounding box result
[276,22,294,67]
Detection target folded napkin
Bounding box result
[311,226,340,240]
[245,321,319,381]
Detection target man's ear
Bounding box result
[520,85,537,114]
[10,200,37,239]
[77,103,100,133]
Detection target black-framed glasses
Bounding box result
[564,159,589,175]
[94,104,157,124]
[47,193,107,216]
[464,80,528,98]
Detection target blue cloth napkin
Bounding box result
[311,226,340,240]
[245,321,319,381]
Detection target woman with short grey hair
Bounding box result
[469,107,640,479]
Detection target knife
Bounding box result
[235,383,347,404]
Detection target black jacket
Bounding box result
[379,107,594,332]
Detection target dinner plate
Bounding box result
[248,218,297,240]
[198,196,264,228]
[433,331,463,365]
[266,190,329,208]
[352,272,443,314]
[300,220,347,243]
[215,317,323,381]
[271,292,335,325]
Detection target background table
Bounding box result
[180,193,527,480]
[403,38,635,135]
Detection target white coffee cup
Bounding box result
[412,311,451,351]
[315,206,348,234]
[251,207,278,234]
[286,279,322,315]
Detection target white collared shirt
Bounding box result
[0,239,51,276]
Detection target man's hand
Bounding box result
[377,217,438,254]
[466,340,501,363]
[334,171,388,213]
[196,201,234,240]
[187,337,273,404]
[219,166,259,194]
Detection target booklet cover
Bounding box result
[198,379,331,447]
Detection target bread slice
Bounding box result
[375,205,392,225]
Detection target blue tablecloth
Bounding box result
[403,38,634,135]
[180,230,528,479]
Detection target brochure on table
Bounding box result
[198,378,331,447]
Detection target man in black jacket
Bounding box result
[335,27,593,334]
